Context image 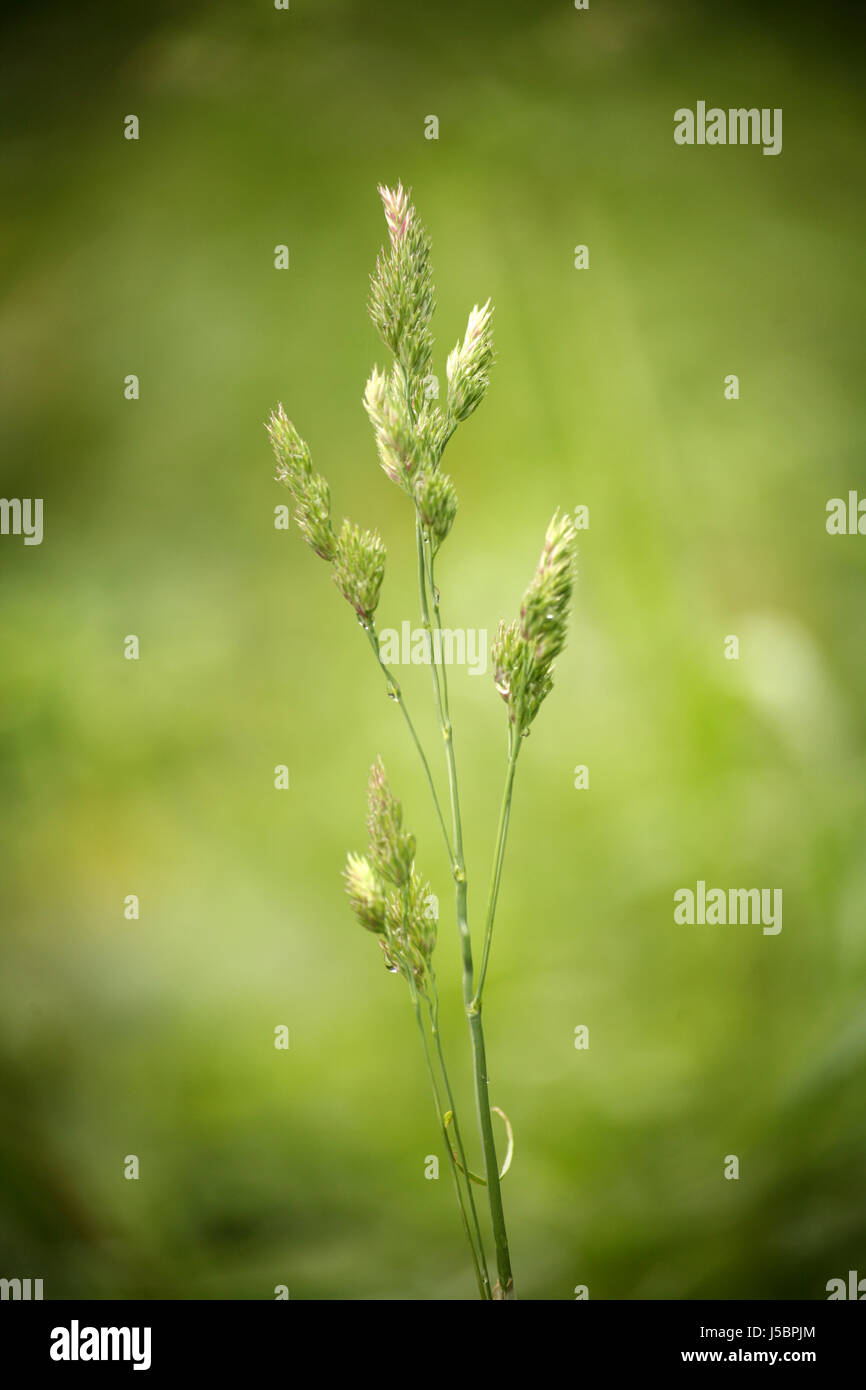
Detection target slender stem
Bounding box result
[467,1008,513,1298]
[418,526,515,1299]
[410,987,489,1299]
[473,736,521,1009]
[423,539,454,733]
[416,526,475,1011]
[389,880,487,1298]
[427,985,492,1299]
[364,623,455,869]
[401,365,513,1295]
[416,520,448,747]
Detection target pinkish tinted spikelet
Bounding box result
[378,182,412,247]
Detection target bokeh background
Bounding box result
[1,0,864,1300]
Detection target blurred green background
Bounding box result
[1,0,865,1300]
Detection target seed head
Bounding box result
[383,868,437,986]
[520,510,576,664]
[366,757,416,888]
[378,181,412,248]
[293,471,337,561]
[492,618,526,706]
[266,406,336,561]
[493,511,576,736]
[446,299,494,423]
[267,404,312,491]
[332,520,386,625]
[414,470,458,551]
[346,769,435,987]
[368,184,435,379]
[414,397,450,469]
[363,366,419,489]
[344,853,386,934]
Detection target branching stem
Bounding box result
[417,522,515,1300]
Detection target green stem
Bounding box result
[388,882,487,1300]
[410,987,489,1299]
[467,1007,513,1298]
[418,525,515,1299]
[416,526,475,1011]
[365,622,455,869]
[427,984,492,1299]
[365,613,490,1295]
[416,521,448,759]
[473,735,521,1009]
